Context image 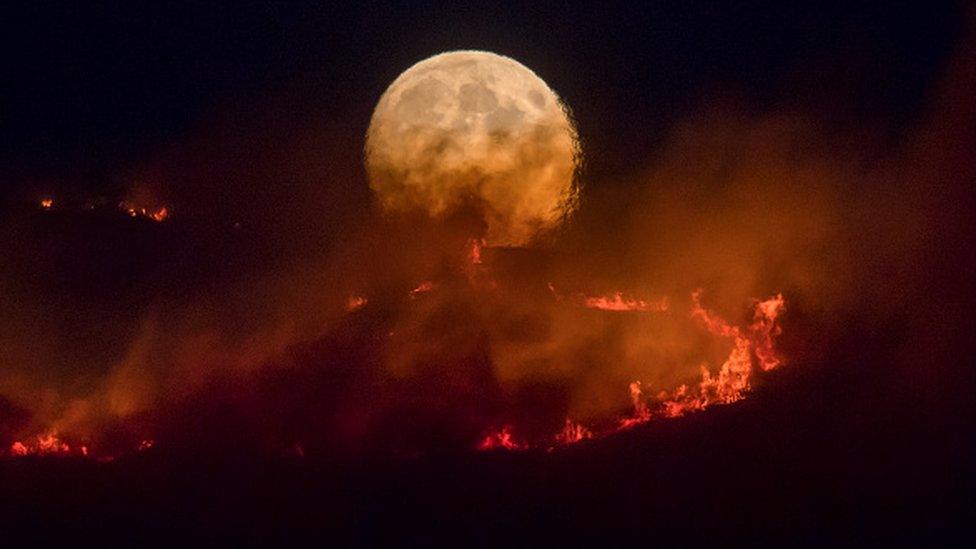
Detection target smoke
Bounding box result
[1,18,973,459]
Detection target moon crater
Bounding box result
[366,50,581,246]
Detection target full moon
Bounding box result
[365,50,580,247]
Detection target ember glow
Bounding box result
[478,426,525,451]
[474,289,785,451]
[554,419,593,445]
[119,201,169,222]
[548,284,668,312]
[409,281,435,298]
[7,433,85,458]
[32,196,170,221]
[5,119,798,464]
[1,240,787,461]
[582,292,668,312]
[345,295,368,311]
[657,293,785,416]
[467,238,484,265]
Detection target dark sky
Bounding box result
[0,1,963,198]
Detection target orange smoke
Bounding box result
[476,290,786,451]
[6,8,968,462]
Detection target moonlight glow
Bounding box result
[365,50,581,246]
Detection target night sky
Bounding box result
[2,2,962,192]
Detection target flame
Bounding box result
[467,238,484,265]
[549,284,668,312]
[10,442,28,456]
[583,292,668,312]
[4,432,152,460]
[345,295,368,312]
[752,294,786,371]
[2,276,785,460]
[8,432,77,457]
[1,224,785,461]
[554,419,593,445]
[477,426,524,451]
[119,201,169,222]
[478,290,786,451]
[409,281,435,298]
[149,206,169,222]
[647,291,786,422]
[619,381,653,429]
[35,197,170,221]
[464,238,496,289]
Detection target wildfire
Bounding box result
[463,238,498,290]
[119,201,169,222]
[3,279,786,460]
[33,197,171,222]
[3,433,155,460]
[549,284,668,312]
[346,295,368,312]
[583,292,668,312]
[7,433,85,457]
[479,290,786,452]
[618,381,653,429]
[478,426,524,451]
[467,238,484,265]
[3,228,786,461]
[409,281,436,298]
[554,419,594,445]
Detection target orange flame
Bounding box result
[409,281,435,298]
[554,419,593,445]
[119,201,169,222]
[345,295,368,312]
[752,294,786,371]
[467,238,484,265]
[654,291,786,418]
[3,228,786,461]
[619,381,652,429]
[40,198,54,209]
[149,207,169,222]
[583,292,668,312]
[549,284,668,312]
[477,426,524,451]
[8,432,77,457]
[480,290,786,452]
